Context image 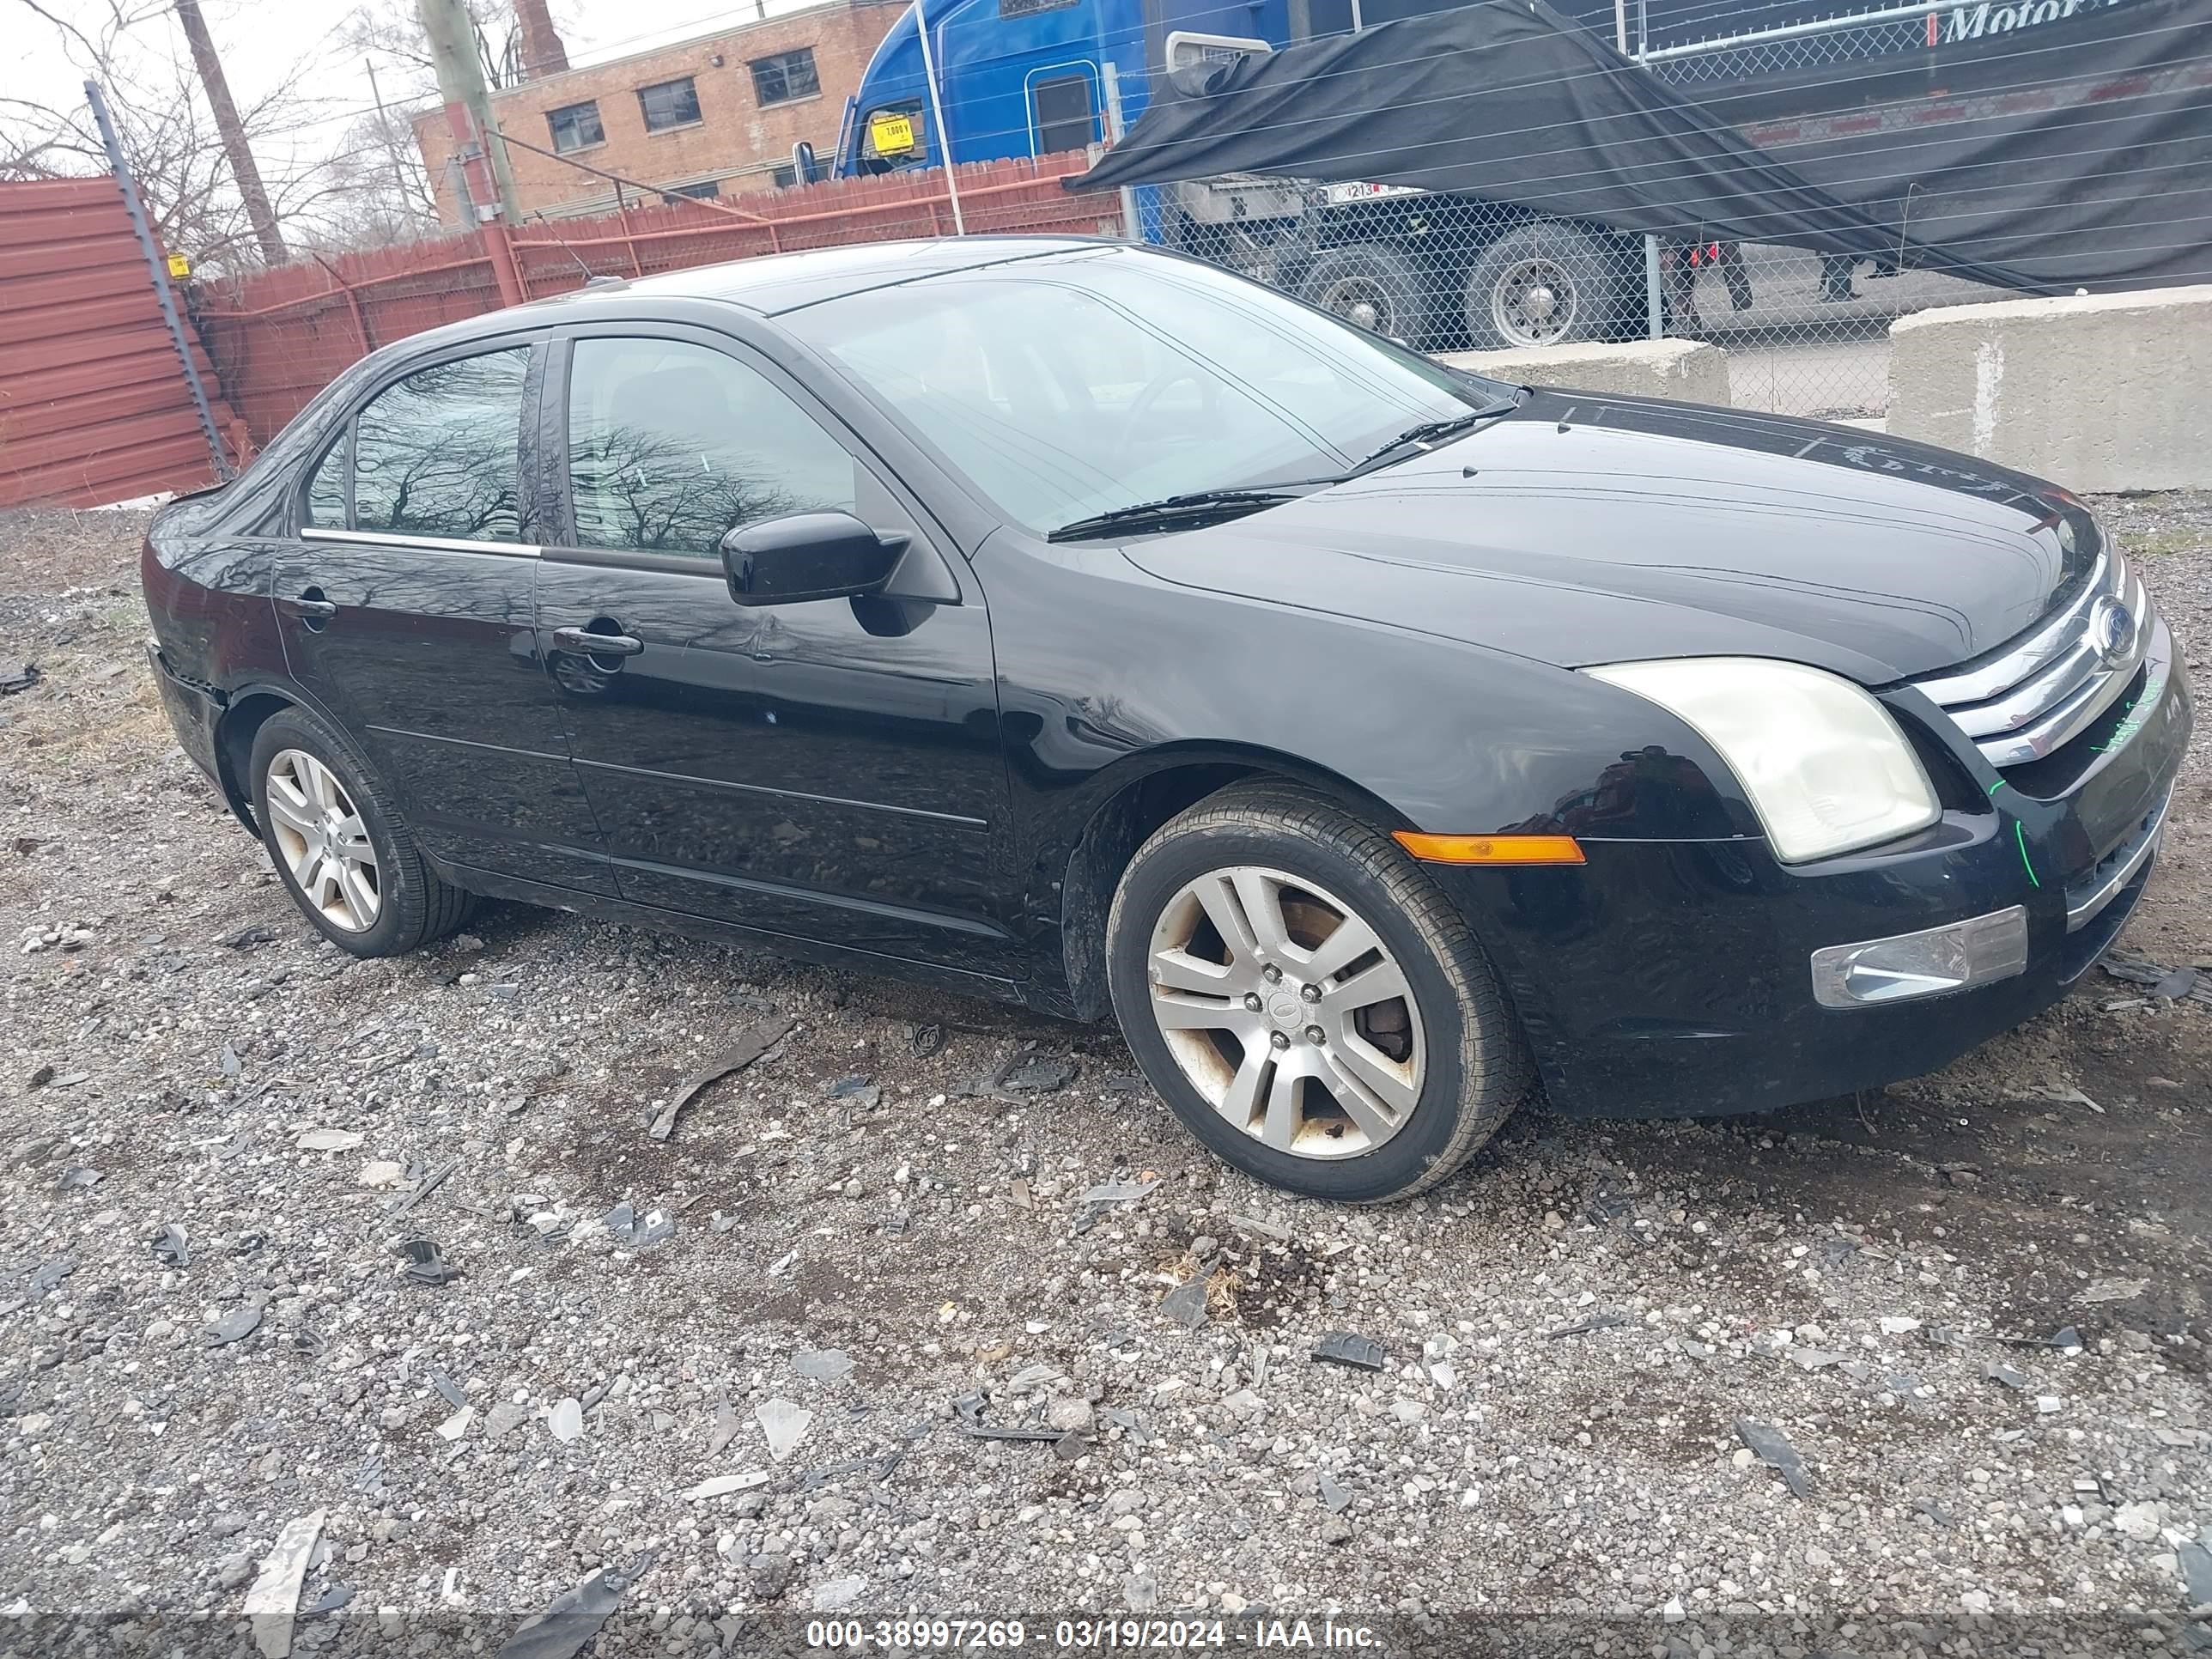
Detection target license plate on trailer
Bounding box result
[869,112,917,155]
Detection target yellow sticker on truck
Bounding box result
[868,112,917,155]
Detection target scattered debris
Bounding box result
[1878,1316,1922,1335]
[2081,1276,2150,1304]
[952,1392,1064,1443]
[757,1396,813,1461]
[1789,1347,1850,1371]
[812,1576,866,1613]
[548,1399,584,1444]
[1735,1417,1814,1499]
[2179,1542,2212,1607]
[295,1128,362,1152]
[684,1470,770,1500]
[396,1237,460,1286]
[1318,1471,1353,1514]
[1225,1212,1292,1243]
[1984,1361,2030,1390]
[708,1399,741,1455]
[151,1224,190,1267]
[356,1161,404,1189]
[1079,1176,1160,1206]
[428,1368,466,1410]
[435,1405,475,1441]
[2154,965,2199,1000]
[223,925,279,951]
[0,661,40,696]
[27,1257,76,1297]
[244,1508,325,1659]
[56,1166,102,1191]
[2102,951,2212,1008]
[497,1553,655,1659]
[647,1018,793,1140]
[1159,1278,1210,1331]
[1312,1331,1388,1371]
[602,1202,676,1248]
[793,1348,854,1382]
[380,1158,458,1226]
[1000,1053,1078,1094]
[909,1022,945,1058]
[2047,1326,2084,1352]
[1545,1311,1629,1340]
[206,1306,263,1346]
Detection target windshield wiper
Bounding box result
[1046,487,1303,544]
[1345,403,1515,477]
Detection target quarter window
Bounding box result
[547,100,605,153]
[350,348,529,542]
[750,48,819,106]
[638,76,702,132]
[564,337,858,557]
[305,430,349,527]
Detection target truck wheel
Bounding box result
[1462,222,1631,349]
[1299,243,1426,343]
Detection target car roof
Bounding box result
[532,234,1115,319]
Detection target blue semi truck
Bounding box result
[827,0,1671,348]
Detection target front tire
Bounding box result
[249,707,474,957]
[1106,785,1528,1202]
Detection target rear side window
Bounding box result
[350,349,529,542]
[563,337,858,557]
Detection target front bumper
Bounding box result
[1439,613,2191,1120]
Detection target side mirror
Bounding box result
[720,513,908,606]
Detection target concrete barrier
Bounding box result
[1887,285,2212,492]
[1436,338,1729,404]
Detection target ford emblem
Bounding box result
[2089,595,2136,667]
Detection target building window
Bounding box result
[663,179,721,202]
[1000,0,1078,15]
[546,100,605,153]
[638,76,702,132]
[1030,74,1097,155]
[770,164,798,189]
[750,47,820,106]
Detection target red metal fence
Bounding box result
[195,153,1122,448]
[0,178,251,508]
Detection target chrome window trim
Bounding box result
[301,527,541,557]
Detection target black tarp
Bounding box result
[1073,0,2212,291]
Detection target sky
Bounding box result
[5,0,833,155]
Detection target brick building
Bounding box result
[413,0,907,223]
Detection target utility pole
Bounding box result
[416,0,521,225]
[173,0,287,264]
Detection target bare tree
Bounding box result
[337,0,532,93]
[3,0,345,273]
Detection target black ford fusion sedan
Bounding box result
[143,236,2187,1202]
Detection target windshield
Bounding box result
[782,246,1512,536]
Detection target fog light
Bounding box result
[1809,907,2029,1008]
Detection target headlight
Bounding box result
[1584,657,1941,863]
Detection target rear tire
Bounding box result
[1462,221,1632,349]
[249,707,475,957]
[1298,242,1427,343]
[1106,784,1528,1203]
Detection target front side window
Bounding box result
[750,48,819,106]
[1030,74,1097,154]
[855,100,927,173]
[564,337,857,556]
[785,247,1503,535]
[547,100,605,153]
[351,348,529,542]
[638,77,702,132]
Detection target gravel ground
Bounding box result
[3,500,2211,1657]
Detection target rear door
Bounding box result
[268,335,616,896]
[532,325,1013,974]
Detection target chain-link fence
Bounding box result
[1144,5,2017,422]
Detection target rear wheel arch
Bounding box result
[1049,750,1410,1020]
[216,690,301,830]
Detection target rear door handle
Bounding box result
[276,595,337,622]
[552,626,643,658]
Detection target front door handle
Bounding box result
[277,593,337,623]
[552,626,643,658]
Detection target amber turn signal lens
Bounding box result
[1392,830,1586,866]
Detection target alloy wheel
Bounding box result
[1315,276,1394,334]
[263,748,381,932]
[1143,865,1425,1159]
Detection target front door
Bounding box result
[268,337,615,896]
[532,329,1012,973]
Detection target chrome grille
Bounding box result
[1912,550,2151,769]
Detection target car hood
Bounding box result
[1121,390,2093,684]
